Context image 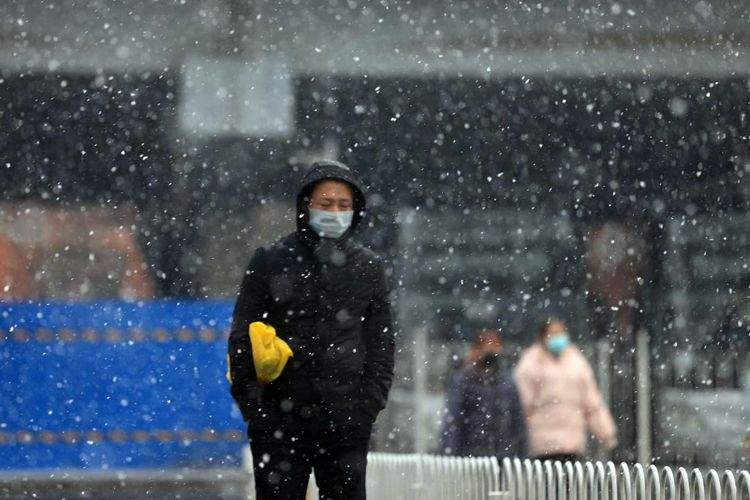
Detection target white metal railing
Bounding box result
[366,454,750,500]
[366,452,504,499]
[496,456,750,500]
[242,448,750,500]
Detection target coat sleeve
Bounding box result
[441,372,466,455]
[228,247,272,422]
[509,380,528,458]
[581,360,618,449]
[360,259,395,419]
[513,352,537,419]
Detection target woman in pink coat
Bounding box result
[514,317,617,462]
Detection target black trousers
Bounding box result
[248,403,373,500]
[251,434,369,500]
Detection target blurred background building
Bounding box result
[0,0,748,494]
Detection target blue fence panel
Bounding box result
[0,300,245,470]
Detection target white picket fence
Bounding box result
[242,448,750,499]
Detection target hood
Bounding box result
[296,160,367,238]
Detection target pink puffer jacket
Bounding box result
[514,343,617,457]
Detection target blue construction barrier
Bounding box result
[0,300,246,470]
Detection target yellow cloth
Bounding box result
[249,321,293,383]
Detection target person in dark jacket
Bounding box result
[228,160,394,500]
[441,329,527,459]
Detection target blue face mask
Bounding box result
[546,333,570,355]
[308,208,353,239]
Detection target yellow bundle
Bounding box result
[249,321,293,383]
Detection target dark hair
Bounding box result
[536,316,564,340]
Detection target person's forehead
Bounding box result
[312,180,353,197]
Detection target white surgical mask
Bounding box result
[308,208,353,239]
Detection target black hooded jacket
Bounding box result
[228,160,394,431]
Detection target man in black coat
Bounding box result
[440,329,527,459]
[228,160,394,500]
